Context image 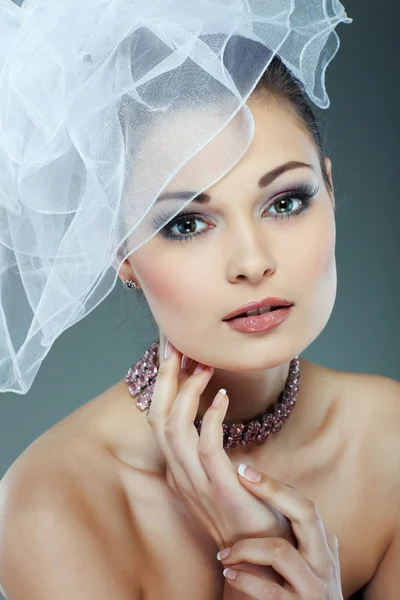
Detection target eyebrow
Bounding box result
[155,160,315,204]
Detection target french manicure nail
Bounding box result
[165,339,173,358]
[212,389,226,407]
[238,463,261,482]
[223,569,237,580]
[181,355,190,369]
[217,547,231,560]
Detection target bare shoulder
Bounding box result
[0,383,145,598]
[0,376,154,518]
[325,364,400,495]
[355,371,400,489]
[310,359,399,410]
[0,379,140,532]
[326,363,400,443]
[335,367,400,438]
[334,371,400,599]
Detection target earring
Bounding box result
[122,279,140,290]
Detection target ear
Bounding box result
[112,254,136,283]
[323,156,335,208]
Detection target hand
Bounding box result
[218,470,343,599]
[146,337,295,555]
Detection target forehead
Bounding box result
[129,97,316,202]
[240,98,315,167]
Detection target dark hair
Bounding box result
[249,54,333,196]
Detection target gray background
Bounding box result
[0,3,399,598]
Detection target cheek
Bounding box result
[290,210,337,330]
[292,209,336,283]
[143,266,175,298]
[316,214,336,280]
[284,210,337,349]
[136,258,196,317]
[309,230,335,281]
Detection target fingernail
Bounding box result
[217,547,231,560]
[181,355,190,369]
[238,463,261,482]
[212,389,226,407]
[193,362,206,374]
[223,569,237,581]
[165,339,173,358]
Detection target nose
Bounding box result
[226,224,276,285]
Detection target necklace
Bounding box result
[125,340,300,450]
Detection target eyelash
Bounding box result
[152,182,318,243]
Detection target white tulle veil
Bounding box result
[0,0,352,393]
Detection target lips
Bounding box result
[226,306,281,320]
[223,297,294,321]
[225,305,293,333]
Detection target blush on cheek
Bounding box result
[290,213,335,301]
[315,231,335,273]
[139,265,190,316]
[142,267,171,296]
[307,210,336,274]
[320,219,336,275]
[309,218,337,312]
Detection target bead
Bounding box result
[136,395,150,411]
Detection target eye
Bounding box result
[164,214,208,238]
[153,181,319,243]
[268,196,302,217]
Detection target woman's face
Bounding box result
[120,97,337,370]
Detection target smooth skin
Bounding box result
[220,475,341,599]
[153,339,342,598]
[0,97,399,599]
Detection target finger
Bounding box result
[221,537,319,598]
[147,341,210,489]
[167,361,215,428]
[223,564,294,600]
[326,530,340,562]
[179,354,197,378]
[147,340,183,425]
[160,334,196,381]
[197,389,237,480]
[237,467,333,576]
[165,362,217,488]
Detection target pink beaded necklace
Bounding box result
[125,340,300,450]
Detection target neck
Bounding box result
[196,360,293,425]
[156,340,295,425]
[100,351,328,477]
[155,340,319,456]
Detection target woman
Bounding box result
[1,1,398,599]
